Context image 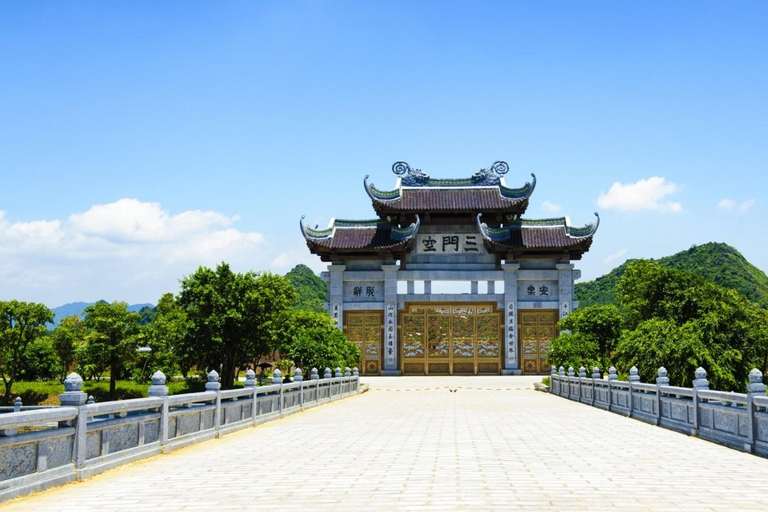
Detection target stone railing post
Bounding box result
[13,396,21,413]
[148,371,169,447]
[567,367,575,400]
[272,369,283,414]
[344,367,351,394]
[558,366,565,397]
[550,366,557,394]
[244,369,257,424]
[746,369,766,451]
[334,367,342,398]
[206,370,222,436]
[309,368,320,404]
[59,372,88,471]
[295,368,304,408]
[324,368,332,400]
[578,366,586,401]
[591,367,600,406]
[691,367,709,434]
[655,367,669,425]
[628,366,640,415]
[607,367,617,411]
[353,367,359,392]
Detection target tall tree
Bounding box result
[51,315,86,381]
[275,310,361,373]
[178,263,296,388]
[557,304,622,372]
[140,293,189,380]
[83,301,141,399]
[0,301,54,400]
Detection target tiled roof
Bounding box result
[300,217,420,253]
[364,165,536,214]
[477,214,599,258]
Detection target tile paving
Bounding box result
[4,376,768,511]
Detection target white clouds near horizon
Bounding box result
[541,200,561,213]
[718,198,755,213]
[0,199,313,306]
[597,177,682,213]
[604,248,628,265]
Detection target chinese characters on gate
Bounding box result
[353,286,375,298]
[416,234,481,254]
[386,304,395,362]
[506,303,515,358]
[526,285,549,297]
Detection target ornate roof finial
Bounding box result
[392,161,411,176]
[491,161,509,176]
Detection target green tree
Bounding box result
[178,263,296,388]
[18,337,60,381]
[275,310,361,373]
[547,333,600,374]
[139,293,188,381]
[51,315,86,381]
[82,301,141,400]
[0,300,54,400]
[558,304,622,372]
[614,260,765,390]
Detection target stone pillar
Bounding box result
[424,280,432,294]
[328,264,346,329]
[382,264,400,376]
[407,281,415,294]
[501,263,520,375]
[471,281,478,294]
[556,263,574,320]
[487,281,495,294]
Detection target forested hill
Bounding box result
[285,264,326,313]
[50,301,154,326]
[575,243,768,309]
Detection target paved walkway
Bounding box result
[4,376,768,511]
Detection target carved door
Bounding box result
[400,303,502,375]
[519,310,558,374]
[344,312,382,376]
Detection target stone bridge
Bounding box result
[3,376,768,511]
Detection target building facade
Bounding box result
[301,161,598,376]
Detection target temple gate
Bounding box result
[302,161,598,375]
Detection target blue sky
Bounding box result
[1,1,766,306]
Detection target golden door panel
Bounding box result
[518,310,558,375]
[343,311,382,376]
[400,303,502,375]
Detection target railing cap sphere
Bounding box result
[151,370,166,386]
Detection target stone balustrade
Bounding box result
[0,367,360,503]
[550,365,768,457]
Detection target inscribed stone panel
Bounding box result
[86,431,101,459]
[106,423,139,454]
[144,420,160,444]
[39,436,73,470]
[0,443,36,480]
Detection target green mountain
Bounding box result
[285,264,327,313]
[50,301,155,327]
[576,243,768,309]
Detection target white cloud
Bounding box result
[0,199,272,305]
[542,200,561,214]
[597,177,682,213]
[718,198,755,213]
[604,248,628,265]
